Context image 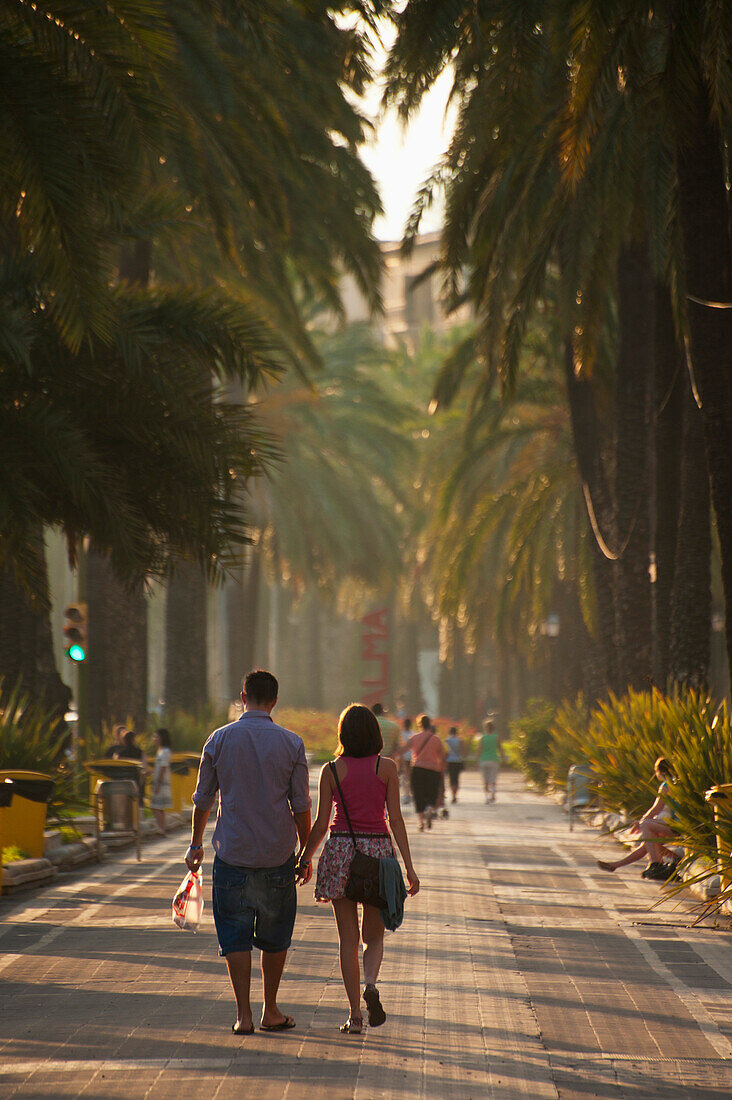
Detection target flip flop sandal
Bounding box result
[363,985,386,1027]
[232,1023,255,1035]
[340,1016,363,1034]
[260,1016,296,1032]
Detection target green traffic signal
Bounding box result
[63,602,88,662]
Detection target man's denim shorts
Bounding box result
[212,854,297,956]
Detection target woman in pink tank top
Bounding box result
[298,704,419,1035]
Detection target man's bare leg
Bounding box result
[225,951,253,1032]
[261,949,290,1027]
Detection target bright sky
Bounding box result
[357,34,455,242]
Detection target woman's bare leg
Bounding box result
[640,820,675,864]
[332,899,362,1020]
[598,820,675,871]
[361,904,385,986]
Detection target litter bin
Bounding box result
[169,753,201,813]
[90,776,141,862]
[0,778,15,898]
[567,764,594,832]
[84,758,145,804]
[84,760,144,862]
[704,783,732,893]
[96,779,139,832]
[0,770,55,859]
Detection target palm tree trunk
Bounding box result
[86,549,148,732]
[669,383,711,688]
[654,287,685,682]
[0,530,71,717]
[306,594,324,710]
[676,77,732,681]
[164,562,208,712]
[614,243,654,689]
[403,617,423,715]
[562,342,620,692]
[225,549,262,696]
[84,239,154,734]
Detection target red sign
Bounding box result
[361,607,390,707]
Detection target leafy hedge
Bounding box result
[508,687,732,887]
[504,699,556,789]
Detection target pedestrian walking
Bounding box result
[476,718,500,803]
[298,704,419,1034]
[402,714,445,830]
[596,757,680,880]
[445,727,464,804]
[185,669,312,1035]
[150,728,172,835]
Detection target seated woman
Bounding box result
[596,757,680,881]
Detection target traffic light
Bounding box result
[63,603,88,663]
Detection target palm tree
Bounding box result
[1,2,390,723]
[384,0,724,693]
[421,318,596,701]
[205,321,415,707]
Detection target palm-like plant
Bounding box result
[384,0,727,692]
[253,322,412,593]
[421,317,595,700]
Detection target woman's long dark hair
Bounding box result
[336,704,383,758]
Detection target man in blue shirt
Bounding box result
[185,669,312,1035]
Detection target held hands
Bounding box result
[185,844,204,872]
[295,857,313,885]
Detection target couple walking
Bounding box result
[185,669,419,1036]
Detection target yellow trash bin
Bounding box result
[169,753,201,813]
[0,770,55,859]
[0,778,15,897]
[704,783,732,893]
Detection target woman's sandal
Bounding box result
[363,984,386,1027]
[340,1016,363,1034]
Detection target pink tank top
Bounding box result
[331,755,388,835]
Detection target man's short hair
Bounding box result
[244,669,278,705]
[372,702,384,717]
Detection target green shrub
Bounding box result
[505,699,556,789]
[547,686,732,896]
[547,695,591,788]
[2,845,29,864]
[0,683,69,773]
[0,682,77,816]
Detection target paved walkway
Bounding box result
[2,772,732,1098]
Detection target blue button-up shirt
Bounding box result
[192,710,311,868]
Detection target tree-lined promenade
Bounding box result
[0,5,730,840]
[2,773,732,1099]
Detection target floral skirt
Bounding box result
[315,832,394,902]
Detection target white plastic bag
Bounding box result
[172,869,204,932]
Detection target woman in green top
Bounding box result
[476,718,500,803]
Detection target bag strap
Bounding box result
[329,761,360,854]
